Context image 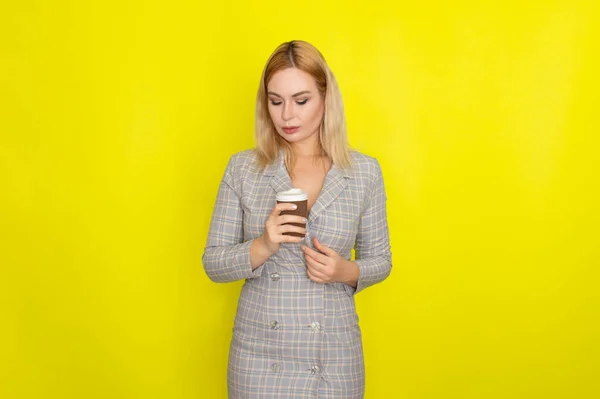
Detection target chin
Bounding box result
[278,132,305,143]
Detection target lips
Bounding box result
[282,126,300,134]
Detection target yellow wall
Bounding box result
[2,1,599,398]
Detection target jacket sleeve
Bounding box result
[201,156,264,283]
[346,159,392,295]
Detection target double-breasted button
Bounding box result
[310,365,321,375]
[270,320,280,330]
[310,322,321,332]
[272,363,281,372]
[270,272,280,281]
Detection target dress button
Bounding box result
[311,322,321,332]
[270,272,280,281]
[270,320,280,330]
[310,365,321,375]
[272,363,281,372]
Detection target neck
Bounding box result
[290,134,323,157]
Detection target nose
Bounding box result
[282,102,294,121]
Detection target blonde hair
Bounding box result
[254,40,352,172]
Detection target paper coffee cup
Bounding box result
[276,188,308,237]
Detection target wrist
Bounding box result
[250,236,276,270]
[257,235,277,257]
[342,260,359,288]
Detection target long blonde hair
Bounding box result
[254,40,351,172]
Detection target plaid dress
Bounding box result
[203,149,392,398]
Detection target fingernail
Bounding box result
[302,217,307,222]
[292,204,297,210]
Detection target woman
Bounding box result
[203,40,392,399]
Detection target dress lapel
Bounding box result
[308,164,348,223]
[266,150,292,194]
[265,150,351,222]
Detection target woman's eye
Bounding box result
[296,99,308,105]
[270,101,282,106]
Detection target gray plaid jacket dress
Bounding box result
[203,149,392,398]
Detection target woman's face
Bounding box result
[266,67,325,145]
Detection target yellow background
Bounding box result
[1,1,599,398]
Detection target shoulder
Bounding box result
[349,150,383,179]
[228,149,258,167]
[219,149,260,191]
[224,149,259,175]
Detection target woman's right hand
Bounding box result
[250,203,306,270]
[261,203,307,254]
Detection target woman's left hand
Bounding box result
[302,237,358,286]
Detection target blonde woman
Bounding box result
[203,40,392,399]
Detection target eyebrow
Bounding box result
[267,90,311,98]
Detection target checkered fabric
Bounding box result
[203,149,392,398]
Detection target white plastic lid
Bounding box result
[276,188,308,202]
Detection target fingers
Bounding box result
[277,214,307,226]
[306,261,328,282]
[312,237,334,256]
[271,202,299,217]
[302,245,329,265]
[305,254,331,282]
[277,223,306,236]
[273,202,306,227]
[267,203,306,234]
[264,202,307,246]
[281,235,304,243]
[305,252,326,273]
[265,226,305,246]
[306,266,326,283]
[304,241,339,284]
